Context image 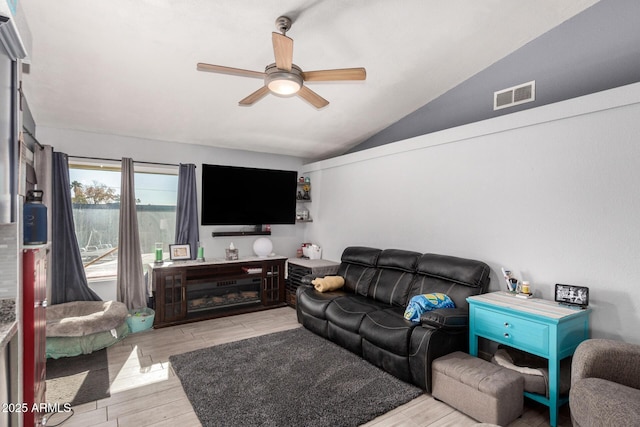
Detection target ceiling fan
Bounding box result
[197,16,366,109]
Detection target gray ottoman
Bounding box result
[432,351,524,426]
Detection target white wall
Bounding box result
[37,127,307,261]
[303,83,640,344]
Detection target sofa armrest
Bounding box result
[420,308,468,330]
[300,273,324,285]
[572,339,640,390]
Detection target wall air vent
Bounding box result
[494,80,535,110]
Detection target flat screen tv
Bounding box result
[201,164,297,225]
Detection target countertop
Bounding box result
[286,258,340,268]
[148,254,288,271]
[467,291,591,319]
[0,298,17,348]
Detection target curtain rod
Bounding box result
[22,126,45,150]
[69,155,188,168]
[18,129,188,168]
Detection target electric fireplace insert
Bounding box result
[187,276,262,315]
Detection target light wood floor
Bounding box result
[45,307,572,427]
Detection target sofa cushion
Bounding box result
[340,246,382,267]
[409,254,490,307]
[325,295,389,333]
[334,247,381,297]
[375,249,421,271]
[367,249,420,306]
[417,254,491,287]
[360,307,417,357]
[296,286,347,320]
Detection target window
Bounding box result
[69,159,178,280]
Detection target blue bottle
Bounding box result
[24,189,48,245]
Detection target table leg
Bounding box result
[468,311,478,356]
[548,356,560,427]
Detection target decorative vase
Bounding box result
[253,237,273,258]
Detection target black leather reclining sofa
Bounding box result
[296,246,491,392]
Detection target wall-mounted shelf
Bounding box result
[212,230,271,237]
[296,178,312,222]
[296,180,311,203]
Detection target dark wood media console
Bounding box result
[149,256,287,328]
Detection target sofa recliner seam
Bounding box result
[332,300,376,315]
[364,313,411,331]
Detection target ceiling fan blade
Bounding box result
[197,63,265,79]
[239,86,271,106]
[302,67,366,82]
[297,86,329,109]
[272,32,293,71]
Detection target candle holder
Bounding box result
[196,242,205,262]
[154,242,164,264]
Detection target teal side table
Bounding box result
[467,292,591,427]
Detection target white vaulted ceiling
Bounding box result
[19,0,598,160]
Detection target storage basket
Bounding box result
[126,307,155,333]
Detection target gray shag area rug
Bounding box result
[170,327,423,427]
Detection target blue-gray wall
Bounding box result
[348,0,640,154]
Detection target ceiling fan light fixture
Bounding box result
[264,63,303,96]
[266,71,302,96]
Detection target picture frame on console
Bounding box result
[169,244,191,260]
[554,283,589,307]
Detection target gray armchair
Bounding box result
[569,339,640,427]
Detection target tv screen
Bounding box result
[201,164,297,225]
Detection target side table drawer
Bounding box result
[474,307,550,356]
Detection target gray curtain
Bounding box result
[51,152,101,304]
[175,163,199,259]
[116,157,146,309]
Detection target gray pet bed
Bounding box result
[492,345,571,397]
[46,300,130,359]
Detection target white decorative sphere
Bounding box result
[253,237,273,258]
